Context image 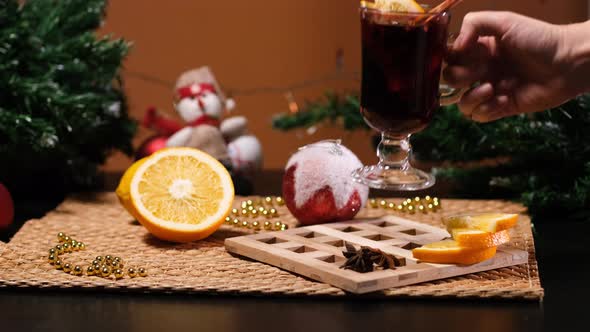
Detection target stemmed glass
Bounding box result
[353,4,462,190]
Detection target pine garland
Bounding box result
[0,0,135,194]
[272,93,590,222]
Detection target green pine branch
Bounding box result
[0,0,136,192]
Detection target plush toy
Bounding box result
[140,66,262,176]
[282,140,369,225]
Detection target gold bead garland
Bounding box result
[225,196,288,231]
[49,232,148,280]
[367,196,441,214]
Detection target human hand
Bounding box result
[444,11,590,122]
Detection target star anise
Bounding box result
[340,242,404,273]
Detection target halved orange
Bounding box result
[451,228,510,249]
[443,213,519,233]
[129,147,234,243]
[116,157,149,221]
[412,240,497,265]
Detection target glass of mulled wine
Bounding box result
[353,4,462,190]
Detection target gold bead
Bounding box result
[250,209,258,218]
[263,221,272,230]
[63,263,72,273]
[274,221,282,230]
[57,232,66,241]
[241,221,249,228]
[232,218,240,226]
[247,205,254,211]
[433,201,440,207]
[49,248,56,255]
[225,216,232,224]
[257,206,265,213]
[406,198,413,203]
[407,205,415,214]
[86,266,95,276]
[414,197,421,202]
[241,201,248,209]
[241,209,249,216]
[418,205,426,213]
[63,236,71,243]
[402,201,409,206]
[275,197,285,206]
[427,203,434,210]
[101,266,111,278]
[246,199,253,206]
[95,256,103,262]
[55,245,64,254]
[110,260,119,268]
[48,254,57,263]
[425,195,432,201]
[92,259,101,266]
[262,210,270,219]
[252,221,260,229]
[55,260,63,269]
[269,208,278,217]
[114,268,124,279]
[138,268,147,277]
[73,265,83,276]
[396,204,403,211]
[79,243,86,250]
[280,223,288,231]
[369,198,378,208]
[379,200,387,208]
[105,255,113,262]
[231,208,239,215]
[127,268,137,278]
[70,239,78,247]
[387,202,395,209]
[62,243,71,253]
[93,264,101,271]
[264,196,273,205]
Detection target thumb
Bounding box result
[454,11,512,51]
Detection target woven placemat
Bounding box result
[0,193,543,301]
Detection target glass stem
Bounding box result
[377,133,412,170]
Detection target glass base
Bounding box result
[352,164,435,191]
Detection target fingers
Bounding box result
[443,64,488,88]
[454,12,513,52]
[457,82,494,118]
[471,95,516,122]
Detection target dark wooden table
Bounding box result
[1,171,588,331]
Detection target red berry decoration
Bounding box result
[135,135,168,160]
[0,183,14,229]
[282,140,369,225]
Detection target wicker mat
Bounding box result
[0,193,543,301]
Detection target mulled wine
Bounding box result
[360,10,450,136]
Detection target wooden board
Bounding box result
[224,215,529,294]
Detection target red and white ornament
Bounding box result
[282,140,369,225]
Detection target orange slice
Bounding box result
[369,0,425,13]
[412,240,497,265]
[443,213,519,233]
[129,147,234,243]
[451,228,510,249]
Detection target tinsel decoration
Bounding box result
[272,92,590,223]
[0,0,135,195]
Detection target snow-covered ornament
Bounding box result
[282,140,369,225]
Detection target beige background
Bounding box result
[98,0,588,172]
